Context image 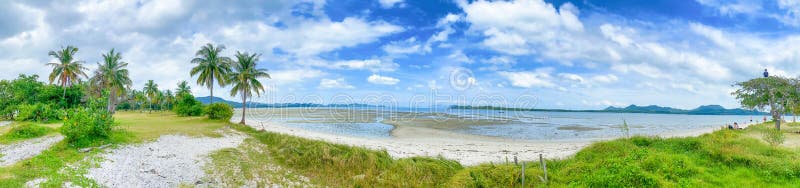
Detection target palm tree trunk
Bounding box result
[210,74,215,104]
[107,90,114,113]
[240,92,246,124]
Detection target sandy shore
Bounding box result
[242,117,725,166]
[245,118,582,165]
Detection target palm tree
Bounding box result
[190,43,231,104]
[227,51,270,124]
[164,90,175,110]
[46,45,88,100]
[143,80,158,113]
[176,81,191,95]
[90,48,132,113]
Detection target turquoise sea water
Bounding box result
[242,107,786,141]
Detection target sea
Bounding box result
[240,107,788,141]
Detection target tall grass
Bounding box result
[230,123,800,187]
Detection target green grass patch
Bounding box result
[113,111,227,142]
[0,123,53,143]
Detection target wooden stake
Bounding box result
[540,153,548,183]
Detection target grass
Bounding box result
[113,111,226,142]
[0,123,55,144]
[0,111,226,187]
[222,120,800,187]
[3,111,800,187]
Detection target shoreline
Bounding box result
[242,117,723,165]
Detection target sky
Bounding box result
[1,0,800,110]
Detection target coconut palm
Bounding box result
[190,43,231,104]
[143,80,158,113]
[176,81,191,95]
[227,51,270,124]
[46,45,88,100]
[90,48,132,113]
[164,90,174,110]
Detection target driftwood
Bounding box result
[80,144,112,153]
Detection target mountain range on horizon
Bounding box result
[198,96,766,115]
[450,104,766,115]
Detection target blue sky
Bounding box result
[1,0,800,109]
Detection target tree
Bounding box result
[190,43,231,104]
[90,49,132,113]
[227,51,270,124]
[143,80,159,113]
[46,45,88,100]
[164,90,175,110]
[176,81,191,96]
[732,76,800,130]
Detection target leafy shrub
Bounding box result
[4,123,51,140]
[205,103,233,120]
[61,108,116,147]
[762,128,785,146]
[15,103,62,122]
[174,93,204,116]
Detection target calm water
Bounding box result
[242,108,781,141]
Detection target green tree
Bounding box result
[164,90,175,110]
[190,43,231,104]
[227,51,270,124]
[176,81,191,96]
[732,76,800,130]
[46,46,88,100]
[143,80,159,113]
[90,49,132,113]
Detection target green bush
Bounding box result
[174,93,204,116]
[61,108,116,147]
[762,128,785,146]
[15,103,61,122]
[4,123,51,140]
[205,103,233,120]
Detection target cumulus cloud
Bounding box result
[498,69,555,88]
[329,59,399,72]
[367,74,400,85]
[378,0,404,8]
[319,78,354,89]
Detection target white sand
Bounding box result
[86,134,245,188]
[0,135,64,166]
[246,119,589,165]
[243,117,723,166]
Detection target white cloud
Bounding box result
[367,74,400,85]
[270,69,325,84]
[383,37,427,55]
[329,59,399,72]
[690,23,735,49]
[591,74,618,84]
[378,0,404,8]
[498,70,555,88]
[221,17,403,56]
[600,24,634,47]
[319,78,354,89]
[462,0,584,55]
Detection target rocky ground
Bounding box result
[0,135,64,166]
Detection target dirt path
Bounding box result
[85,134,245,188]
[0,135,64,166]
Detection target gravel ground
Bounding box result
[86,134,245,188]
[0,121,11,127]
[0,135,64,166]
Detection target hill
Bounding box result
[451,104,766,115]
[195,96,381,108]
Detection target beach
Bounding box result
[238,108,726,165]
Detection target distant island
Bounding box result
[450,104,767,115]
[196,96,382,108]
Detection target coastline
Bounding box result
[241,116,726,166]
